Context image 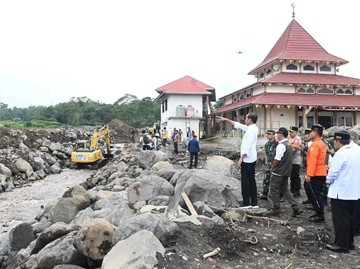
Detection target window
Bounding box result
[299,116,314,128]
[286,64,298,70]
[297,87,314,94]
[336,89,352,95]
[266,69,271,76]
[303,64,315,71]
[320,65,331,72]
[338,116,353,127]
[317,88,333,94]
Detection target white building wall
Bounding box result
[266,85,295,93]
[160,94,203,138]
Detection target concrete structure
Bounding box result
[214,17,360,135]
[155,75,216,138]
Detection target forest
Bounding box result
[0,94,160,128]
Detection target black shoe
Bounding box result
[350,243,355,250]
[302,199,311,204]
[308,215,325,223]
[293,192,301,198]
[291,208,303,217]
[325,244,349,253]
[259,194,268,200]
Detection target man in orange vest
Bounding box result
[304,124,327,223]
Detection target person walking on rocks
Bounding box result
[288,126,302,197]
[218,112,259,208]
[188,134,200,169]
[304,124,327,223]
[162,127,169,147]
[173,129,180,154]
[267,127,302,217]
[260,130,278,200]
[325,131,360,253]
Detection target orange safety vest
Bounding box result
[306,138,327,177]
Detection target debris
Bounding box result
[202,247,221,259]
[181,192,198,216]
[297,226,305,235]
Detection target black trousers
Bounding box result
[356,199,360,235]
[241,161,257,206]
[290,164,301,193]
[189,152,198,168]
[304,176,326,216]
[174,142,179,154]
[331,199,357,248]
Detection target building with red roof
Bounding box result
[214,18,360,133]
[155,75,216,138]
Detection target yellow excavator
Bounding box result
[71,125,114,169]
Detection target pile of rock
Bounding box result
[0,144,243,269]
[0,123,132,192]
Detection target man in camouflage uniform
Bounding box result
[260,130,278,199]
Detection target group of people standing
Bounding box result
[218,113,360,253]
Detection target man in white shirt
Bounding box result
[218,112,259,208]
[325,131,360,253]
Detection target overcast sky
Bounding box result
[1,0,359,108]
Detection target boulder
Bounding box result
[203,155,235,175]
[75,218,116,260]
[102,230,165,269]
[49,186,91,223]
[14,158,33,173]
[0,222,35,256]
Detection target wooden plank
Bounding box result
[181,192,198,216]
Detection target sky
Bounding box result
[1,0,360,108]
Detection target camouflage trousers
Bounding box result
[262,162,272,195]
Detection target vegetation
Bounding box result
[0,94,160,128]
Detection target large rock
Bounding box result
[127,175,174,203]
[0,222,35,256]
[137,150,168,170]
[169,169,242,210]
[75,218,116,261]
[49,186,91,223]
[14,158,33,173]
[112,212,180,245]
[0,163,12,178]
[32,222,79,254]
[37,232,88,269]
[203,155,235,175]
[102,230,165,269]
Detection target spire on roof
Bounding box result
[291,3,295,19]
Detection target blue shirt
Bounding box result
[188,138,200,153]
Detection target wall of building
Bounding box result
[161,94,203,124]
[266,85,295,93]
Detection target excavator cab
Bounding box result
[71,125,114,169]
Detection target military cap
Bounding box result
[311,124,323,133]
[266,130,275,135]
[304,128,312,135]
[289,126,299,132]
[334,131,350,141]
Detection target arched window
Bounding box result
[286,64,298,70]
[336,88,353,95]
[320,65,331,72]
[318,88,333,94]
[298,88,305,93]
[303,64,315,71]
[266,69,271,76]
[297,88,314,94]
[240,94,244,100]
[259,73,264,78]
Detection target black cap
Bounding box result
[311,124,323,134]
[334,131,350,141]
[276,127,288,137]
[266,130,275,135]
[304,128,312,135]
[289,126,299,132]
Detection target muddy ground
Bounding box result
[158,141,360,269]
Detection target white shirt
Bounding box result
[326,144,360,200]
[274,139,287,161]
[234,122,258,163]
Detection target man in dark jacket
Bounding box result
[267,127,302,217]
[188,135,200,169]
